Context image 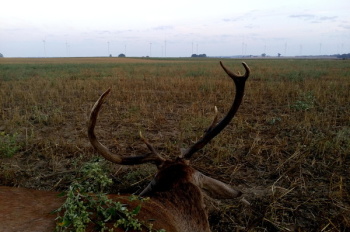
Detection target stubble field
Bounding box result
[0,57,349,231]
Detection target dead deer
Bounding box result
[0,61,250,232]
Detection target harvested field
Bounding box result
[0,57,349,231]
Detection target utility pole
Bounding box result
[66,41,69,57]
[150,43,152,57]
[43,40,46,57]
[164,40,166,57]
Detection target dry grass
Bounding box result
[0,57,349,231]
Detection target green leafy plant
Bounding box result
[0,132,20,158]
[55,159,164,232]
[291,91,315,111]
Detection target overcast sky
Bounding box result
[1,0,349,57]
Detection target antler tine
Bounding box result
[182,61,250,159]
[88,88,165,166]
[139,131,163,159]
[206,106,219,133]
[220,61,250,80]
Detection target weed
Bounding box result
[29,106,49,125]
[266,117,282,125]
[0,132,20,158]
[55,159,163,232]
[291,91,315,111]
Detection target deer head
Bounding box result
[88,61,250,231]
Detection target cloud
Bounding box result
[152,25,174,31]
[96,30,111,35]
[245,24,258,29]
[339,23,350,30]
[289,14,315,20]
[222,11,259,23]
[290,14,338,23]
[222,15,248,23]
[319,16,338,21]
[223,18,237,22]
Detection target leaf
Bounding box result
[57,191,66,197]
[132,205,141,215]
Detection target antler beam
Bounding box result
[88,88,165,166]
[182,61,250,159]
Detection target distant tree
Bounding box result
[337,53,350,59]
[109,54,112,57]
[118,53,126,57]
[191,54,207,58]
[261,53,266,57]
[278,53,281,57]
[0,53,3,58]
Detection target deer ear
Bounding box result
[198,173,242,199]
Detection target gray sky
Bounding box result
[1,0,349,57]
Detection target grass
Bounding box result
[0,57,349,231]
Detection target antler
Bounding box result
[182,61,250,159]
[89,62,249,164]
[88,88,166,166]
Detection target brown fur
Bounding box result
[0,161,211,232]
[0,186,65,232]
